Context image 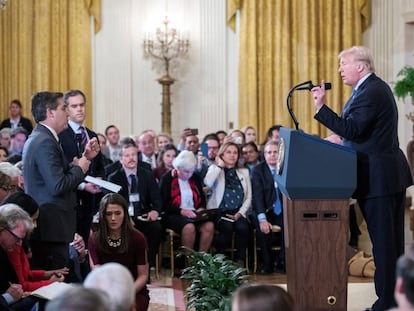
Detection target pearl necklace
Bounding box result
[107,236,122,248]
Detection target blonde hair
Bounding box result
[338,46,375,72]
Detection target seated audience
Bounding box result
[8,128,28,159]
[0,100,33,135]
[45,286,110,311]
[88,193,150,311]
[0,128,11,150]
[3,193,68,291]
[204,142,251,265]
[107,142,162,270]
[137,130,157,169]
[84,262,135,311]
[232,284,294,311]
[0,147,8,163]
[215,130,227,146]
[240,125,257,144]
[156,133,174,151]
[0,204,37,311]
[105,125,122,163]
[241,142,260,175]
[152,144,178,182]
[159,150,214,253]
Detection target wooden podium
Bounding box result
[275,128,357,311]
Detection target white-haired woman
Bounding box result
[159,150,214,252]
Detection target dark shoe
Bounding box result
[363,308,372,311]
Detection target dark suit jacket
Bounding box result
[59,126,106,211]
[251,162,277,216]
[0,117,33,134]
[22,124,85,242]
[315,73,413,199]
[107,167,162,215]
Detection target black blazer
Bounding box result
[315,74,413,199]
[107,167,162,215]
[59,126,106,211]
[0,117,33,134]
[251,162,278,216]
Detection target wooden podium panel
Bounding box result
[284,197,349,311]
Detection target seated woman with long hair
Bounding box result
[204,142,252,265]
[159,150,214,253]
[88,193,149,311]
[152,144,178,183]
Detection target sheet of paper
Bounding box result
[31,282,74,300]
[85,175,122,193]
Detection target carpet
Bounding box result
[148,278,185,311]
[278,283,377,311]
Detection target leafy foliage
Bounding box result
[180,248,249,311]
[394,66,414,102]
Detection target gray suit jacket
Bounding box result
[22,124,85,242]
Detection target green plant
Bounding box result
[180,248,249,311]
[394,66,414,102]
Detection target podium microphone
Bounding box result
[296,82,332,91]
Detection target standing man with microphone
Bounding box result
[311,46,412,311]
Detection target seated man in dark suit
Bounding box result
[251,141,285,274]
[107,142,162,270]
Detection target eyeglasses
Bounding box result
[5,228,25,243]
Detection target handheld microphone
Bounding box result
[296,82,332,91]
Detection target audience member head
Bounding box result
[0,203,33,252]
[120,143,138,171]
[9,99,23,118]
[0,171,12,203]
[96,193,134,253]
[156,143,178,170]
[137,130,155,157]
[266,125,282,144]
[229,129,245,145]
[9,127,28,154]
[232,284,294,311]
[184,134,199,154]
[63,89,87,124]
[156,133,174,150]
[241,125,257,143]
[45,286,110,311]
[202,133,220,162]
[241,142,260,165]
[217,142,241,168]
[394,247,414,309]
[215,130,227,146]
[0,128,11,149]
[263,141,279,167]
[0,146,8,162]
[3,192,39,228]
[105,125,120,146]
[119,136,136,148]
[172,150,196,181]
[84,262,135,311]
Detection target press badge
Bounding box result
[130,193,140,203]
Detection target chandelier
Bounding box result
[143,15,190,134]
[0,0,8,10]
[143,15,189,77]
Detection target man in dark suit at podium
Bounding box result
[252,141,285,274]
[311,46,413,311]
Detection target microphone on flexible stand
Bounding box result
[286,81,332,130]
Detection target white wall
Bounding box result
[92,0,239,141]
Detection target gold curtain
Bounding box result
[227,0,371,141]
[0,0,101,127]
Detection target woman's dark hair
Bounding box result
[156,144,178,169]
[94,193,134,254]
[233,284,294,311]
